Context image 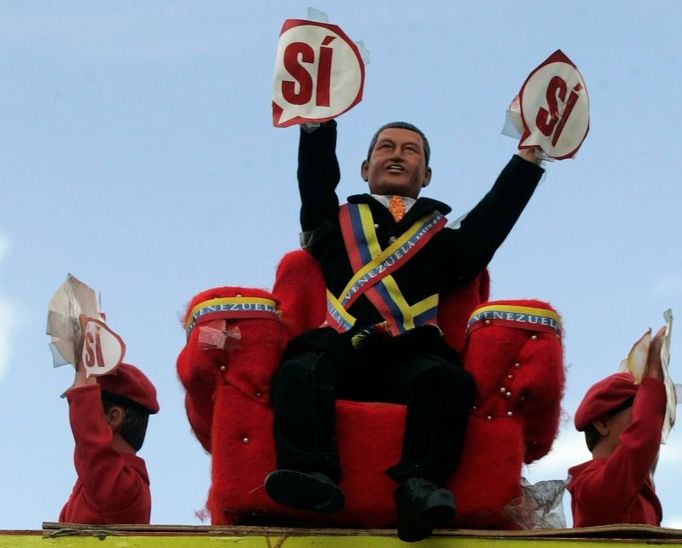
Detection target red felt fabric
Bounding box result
[464,299,565,463]
[207,386,525,528]
[98,362,159,414]
[177,253,564,528]
[439,269,490,354]
[272,250,326,338]
[60,384,151,524]
[574,372,638,431]
[177,286,286,452]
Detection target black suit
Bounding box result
[271,121,544,485]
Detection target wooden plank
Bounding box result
[0,524,680,547]
[37,522,682,540]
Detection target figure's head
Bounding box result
[361,121,432,199]
[99,363,159,452]
[574,372,638,454]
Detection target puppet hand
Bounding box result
[301,122,321,133]
[517,146,546,165]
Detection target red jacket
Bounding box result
[59,384,151,524]
[567,377,665,526]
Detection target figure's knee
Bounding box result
[415,358,475,399]
[271,351,336,399]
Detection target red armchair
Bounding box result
[177,249,564,528]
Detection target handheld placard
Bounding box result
[618,329,651,384]
[661,309,676,443]
[272,19,365,127]
[80,317,126,378]
[618,310,677,443]
[504,50,589,160]
[47,274,126,377]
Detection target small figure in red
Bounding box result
[568,327,667,526]
[60,362,159,525]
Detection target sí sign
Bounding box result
[272,19,365,127]
[518,50,589,160]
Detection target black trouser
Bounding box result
[270,327,476,486]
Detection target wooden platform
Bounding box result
[1,523,682,546]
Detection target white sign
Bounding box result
[47,274,101,367]
[272,19,364,127]
[80,317,126,378]
[517,50,589,160]
[47,274,126,378]
[661,309,676,443]
[618,310,678,444]
[619,329,651,384]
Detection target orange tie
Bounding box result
[389,195,405,222]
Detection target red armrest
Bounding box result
[177,286,287,453]
[464,299,564,463]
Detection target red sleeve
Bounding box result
[66,384,149,518]
[569,377,665,519]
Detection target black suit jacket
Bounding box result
[297,121,544,331]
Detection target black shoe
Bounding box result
[394,477,456,542]
[264,470,345,514]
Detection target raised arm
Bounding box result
[297,120,341,232]
[438,154,544,283]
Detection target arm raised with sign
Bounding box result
[432,153,545,287]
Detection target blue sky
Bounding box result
[1,1,681,530]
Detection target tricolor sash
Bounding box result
[467,304,561,336]
[326,202,446,336]
[185,296,279,337]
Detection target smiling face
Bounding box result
[361,127,432,199]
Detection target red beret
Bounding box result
[98,363,159,414]
[574,372,637,431]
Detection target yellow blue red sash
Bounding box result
[185,296,279,337]
[467,304,561,336]
[326,202,446,336]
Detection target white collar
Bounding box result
[371,194,416,213]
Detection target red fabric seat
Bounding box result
[177,249,564,528]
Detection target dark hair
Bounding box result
[367,121,430,166]
[583,396,635,451]
[102,392,150,452]
[583,423,601,452]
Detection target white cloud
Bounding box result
[0,235,13,383]
[660,435,682,461]
[664,516,682,529]
[524,428,591,481]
